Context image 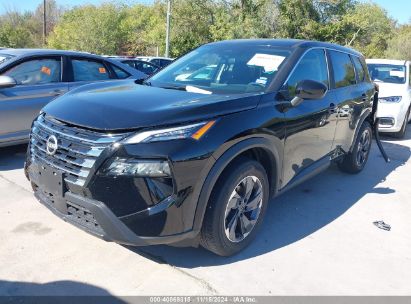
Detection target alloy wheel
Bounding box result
[223,175,263,243]
[356,129,371,166]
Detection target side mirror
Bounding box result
[0,75,17,89]
[290,79,328,107]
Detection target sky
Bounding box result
[0,0,409,24]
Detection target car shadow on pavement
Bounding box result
[0,279,126,301]
[131,139,411,267]
[0,144,27,171]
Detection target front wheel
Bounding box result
[200,159,269,256]
[338,121,372,174]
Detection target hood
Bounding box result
[375,82,407,98]
[43,80,261,131]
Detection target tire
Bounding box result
[338,121,372,174]
[200,158,269,256]
[392,109,409,139]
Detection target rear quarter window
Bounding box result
[329,50,356,88]
[110,64,130,79]
[352,56,365,83]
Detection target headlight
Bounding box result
[379,96,402,103]
[124,120,216,143]
[101,158,171,177]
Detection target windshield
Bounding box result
[148,44,290,95]
[0,53,14,65]
[367,64,406,84]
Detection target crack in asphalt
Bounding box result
[0,173,32,194]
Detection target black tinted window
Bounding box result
[352,56,365,82]
[72,59,111,82]
[135,62,158,75]
[286,49,328,98]
[329,51,356,88]
[160,59,171,67]
[4,58,61,85]
[151,59,161,66]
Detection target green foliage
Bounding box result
[385,25,411,60]
[0,0,62,48]
[0,22,33,48]
[47,4,128,54]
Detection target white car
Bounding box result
[366,59,411,138]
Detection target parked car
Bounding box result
[366,59,411,138]
[0,49,147,147]
[111,58,160,76]
[135,56,173,68]
[25,39,376,256]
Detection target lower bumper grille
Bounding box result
[66,201,103,234]
[34,188,103,236]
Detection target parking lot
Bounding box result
[0,131,410,296]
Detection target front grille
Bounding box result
[30,114,129,187]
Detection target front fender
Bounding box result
[191,136,282,233]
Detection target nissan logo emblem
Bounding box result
[46,135,58,155]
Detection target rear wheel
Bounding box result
[338,121,372,174]
[200,159,269,256]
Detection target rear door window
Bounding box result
[4,58,61,85]
[71,58,111,82]
[329,51,356,88]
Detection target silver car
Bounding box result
[0,49,146,147]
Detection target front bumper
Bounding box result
[31,178,198,246]
[377,101,407,132]
[25,114,218,247]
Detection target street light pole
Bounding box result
[165,0,171,58]
[43,0,46,46]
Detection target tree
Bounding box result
[277,0,320,39]
[47,4,128,55]
[0,0,63,48]
[385,24,411,60]
[341,3,394,57]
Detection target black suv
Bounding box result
[25,39,376,256]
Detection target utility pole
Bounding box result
[165,0,171,58]
[43,0,46,46]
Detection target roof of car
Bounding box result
[0,48,99,57]
[207,39,363,56]
[0,48,147,78]
[136,56,174,60]
[366,58,409,65]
